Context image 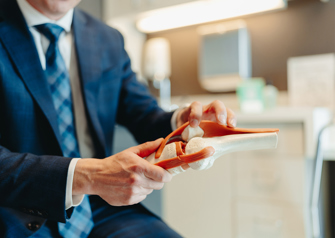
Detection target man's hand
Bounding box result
[176,100,236,128]
[73,138,172,206]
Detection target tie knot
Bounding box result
[34,23,65,43]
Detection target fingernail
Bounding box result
[218,114,227,125]
[190,119,199,127]
[229,118,237,127]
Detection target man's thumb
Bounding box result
[129,138,164,158]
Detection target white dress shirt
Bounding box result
[17,0,86,210]
[17,0,179,211]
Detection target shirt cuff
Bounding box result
[65,158,85,210]
[170,108,182,131]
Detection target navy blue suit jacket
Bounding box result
[0,0,173,236]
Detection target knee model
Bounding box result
[146,120,279,176]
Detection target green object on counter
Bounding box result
[236,78,265,113]
[263,82,278,109]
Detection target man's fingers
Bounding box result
[127,155,172,183]
[227,108,236,127]
[176,100,236,128]
[209,100,227,125]
[129,195,147,205]
[188,101,203,127]
[131,186,154,196]
[129,138,164,158]
[127,139,172,183]
[140,178,165,190]
[131,168,166,190]
[142,160,172,183]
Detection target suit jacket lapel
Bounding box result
[73,9,106,150]
[0,0,63,148]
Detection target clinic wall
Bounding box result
[77,0,103,20]
[147,0,335,96]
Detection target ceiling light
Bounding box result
[136,0,287,33]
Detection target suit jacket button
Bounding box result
[27,222,41,231]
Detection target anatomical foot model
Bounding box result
[146,120,279,175]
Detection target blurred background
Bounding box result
[78,0,335,237]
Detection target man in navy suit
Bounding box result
[0,0,236,237]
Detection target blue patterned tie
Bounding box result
[34,23,94,238]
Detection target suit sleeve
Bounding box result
[0,145,73,223]
[115,32,174,143]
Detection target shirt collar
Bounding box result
[16,0,73,32]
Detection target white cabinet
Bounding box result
[161,105,331,238]
[235,201,305,238]
[163,156,233,238]
[234,155,304,204]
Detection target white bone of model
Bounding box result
[181,126,204,142]
[146,126,278,176]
